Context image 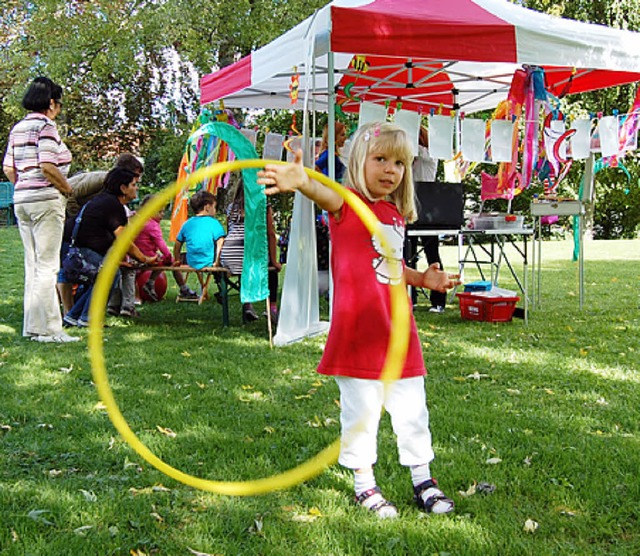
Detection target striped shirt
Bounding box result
[3,113,71,204]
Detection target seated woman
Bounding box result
[63,167,157,327]
[220,177,281,323]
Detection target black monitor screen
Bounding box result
[410,181,464,229]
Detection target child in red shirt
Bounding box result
[259,122,459,518]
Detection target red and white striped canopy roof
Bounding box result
[200,0,640,114]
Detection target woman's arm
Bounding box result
[41,162,73,196]
[259,149,344,217]
[114,226,158,264]
[3,165,16,184]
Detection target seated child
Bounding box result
[173,190,225,271]
[106,205,138,317]
[135,194,197,301]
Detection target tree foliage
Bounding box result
[518,0,640,237]
[0,0,327,177]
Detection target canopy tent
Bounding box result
[201,0,640,114]
[199,0,640,344]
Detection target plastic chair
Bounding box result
[0,182,15,226]
[479,172,516,213]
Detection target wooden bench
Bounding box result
[123,264,231,326]
[122,263,278,336]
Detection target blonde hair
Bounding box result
[345,121,417,222]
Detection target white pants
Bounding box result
[335,375,435,469]
[15,197,66,337]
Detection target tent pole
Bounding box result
[328,51,336,181]
[452,87,460,155]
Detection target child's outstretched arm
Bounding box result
[258,149,344,217]
[405,263,461,292]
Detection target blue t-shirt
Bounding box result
[176,215,226,269]
[316,150,345,182]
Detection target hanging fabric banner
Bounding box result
[598,115,619,158]
[570,118,592,160]
[240,128,257,146]
[393,109,421,156]
[428,115,454,160]
[461,119,486,162]
[490,120,514,162]
[358,101,388,128]
[263,133,284,160]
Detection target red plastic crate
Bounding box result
[456,292,520,322]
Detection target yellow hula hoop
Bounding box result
[88,159,411,495]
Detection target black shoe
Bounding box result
[242,305,259,322]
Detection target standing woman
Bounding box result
[2,77,79,343]
[315,122,347,182]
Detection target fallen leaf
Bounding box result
[11,529,19,542]
[1,424,12,432]
[263,426,275,434]
[486,457,502,465]
[48,469,62,477]
[73,525,93,536]
[58,364,74,374]
[150,512,164,522]
[467,372,489,380]
[94,401,107,411]
[308,507,323,517]
[187,547,222,556]
[458,482,477,497]
[152,484,170,492]
[196,382,206,389]
[123,458,141,471]
[292,514,319,522]
[181,351,191,357]
[162,373,172,379]
[27,509,54,526]
[295,394,312,400]
[156,425,176,438]
[248,515,264,535]
[523,518,539,533]
[79,489,97,502]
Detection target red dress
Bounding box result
[318,192,426,380]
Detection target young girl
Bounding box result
[258,121,459,518]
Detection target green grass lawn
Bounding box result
[1,225,639,555]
